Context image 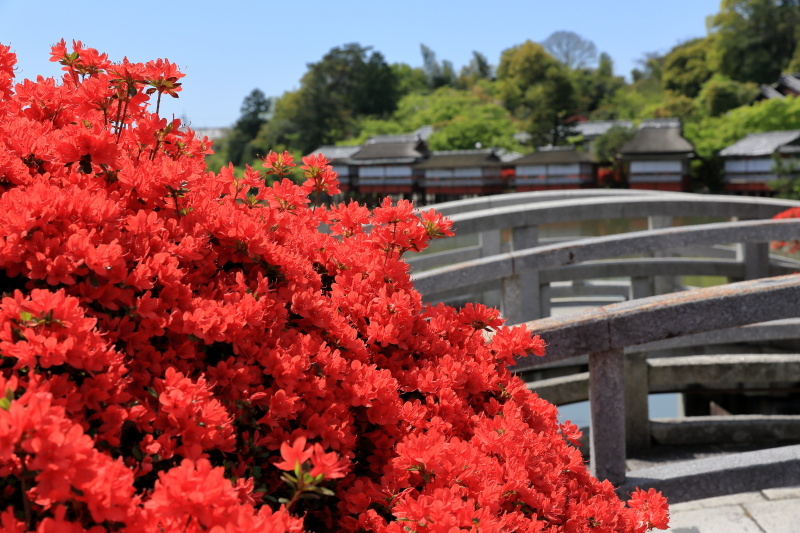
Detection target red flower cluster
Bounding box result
[772,206,800,252]
[0,41,669,532]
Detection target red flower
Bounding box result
[262,150,295,178]
[273,436,313,471]
[309,443,349,479]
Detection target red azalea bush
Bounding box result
[0,40,669,532]
[773,207,800,253]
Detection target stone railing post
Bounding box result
[648,216,678,294]
[479,228,502,258]
[501,270,547,325]
[480,229,503,309]
[512,226,546,321]
[590,348,626,485]
[624,352,650,453]
[739,241,770,280]
[630,276,652,300]
[502,226,545,324]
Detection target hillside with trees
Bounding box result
[208,0,800,194]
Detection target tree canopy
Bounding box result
[708,0,800,83]
[542,30,599,70]
[497,40,578,146]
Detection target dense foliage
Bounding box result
[0,42,669,532]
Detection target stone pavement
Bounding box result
[665,486,800,533]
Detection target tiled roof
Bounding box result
[620,120,694,155]
[637,118,682,129]
[308,145,362,162]
[414,149,502,169]
[780,74,800,93]
[719,130,800,157]
[513,146,596,165]
[349,133,428,162]
[573,120,633,138]
[760,84,785,99]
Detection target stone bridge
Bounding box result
[409,190,800,503]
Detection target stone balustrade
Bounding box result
[410,192,800,499]
[521,276,800,486]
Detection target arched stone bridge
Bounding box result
[409,190,800,502]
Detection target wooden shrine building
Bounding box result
[718,130,800,194]
[619,119,694,192]
[512,145,597,191]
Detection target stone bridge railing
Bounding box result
[520,275,800,498]
[409,192,800,501]
[410,192,800,323]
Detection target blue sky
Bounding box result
[1,0,721,128]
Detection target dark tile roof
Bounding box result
[620,120,694,156]
[780,74,800,94]
[637,118,682,129]
[573,120,633,139]
[308,145,362,163]
[719,130,800,157]
[513,145,596,165]
[349,133,428,163]
[414,149,502,169]
[760,84,785,99]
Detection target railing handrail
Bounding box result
[423,189,673,216]
[442,194,800,235]
[519,275,800,485]
[412,218,800,298]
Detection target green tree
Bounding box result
[458,51,494,88]
[420,44,456,89]
[708,0,800,83]
[497,40,578,146]
[227,89,271,166]
[593,125,635,165]
[427,103,522,151]
[542,30,598,70]
[391,63,428,96]
[256,43,400,155]
[696,75,759,116]
[662,38,713,98]
[686,95,800,159]
[340,87,522,152]
[571,52,626,117]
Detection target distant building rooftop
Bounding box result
[719,130,800,157]
[620,119,694,156]
[513,145,596,165]
[414,149,502,169]
[308,145,362,162]
[573,120,633,139]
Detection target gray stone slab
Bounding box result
[743,498,800,532]
[667,491,765,512]
[666,505,763,533]
[619,444,800,503]
[449,195,800,235]
[539,258,745,283]
[763,485,800,500]
[648,354,800,388]
[523,276,800,369]
[651,415,800,446]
